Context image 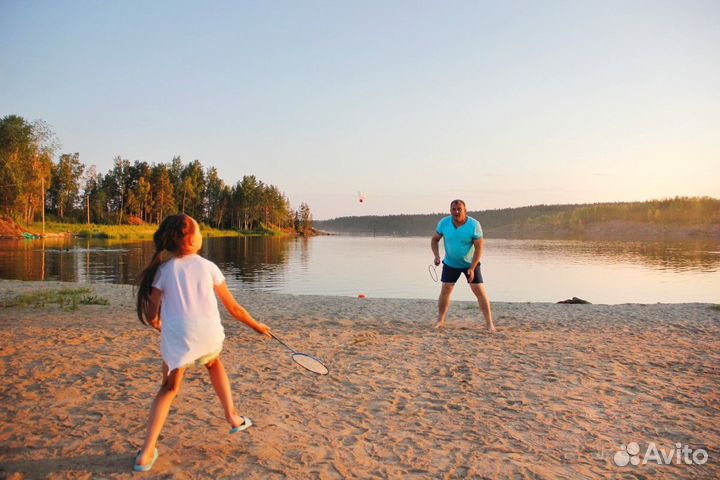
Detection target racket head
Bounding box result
[428,264,438,282]
[291,353,329,375]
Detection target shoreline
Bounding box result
[1,280,718,479]
[0,277,717,307]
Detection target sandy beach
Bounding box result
[0,279,718,479]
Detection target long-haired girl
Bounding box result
[134,214,271,472]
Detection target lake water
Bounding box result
[0,236,718,304]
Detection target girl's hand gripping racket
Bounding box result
[271,333,329,375]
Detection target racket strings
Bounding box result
[272,333,329,375]
[292,353,329,375]
[428,264,439,282]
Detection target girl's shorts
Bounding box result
[180,348,223,369]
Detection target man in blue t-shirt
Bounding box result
[431,199,495,331]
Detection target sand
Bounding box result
[0,279,718,479]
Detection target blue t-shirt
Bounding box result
[436,216,483,269]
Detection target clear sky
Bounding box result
[1,1,718,220]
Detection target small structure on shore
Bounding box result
[557,296,592,304]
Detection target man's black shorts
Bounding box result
[441,262,484,284]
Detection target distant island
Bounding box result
[314,197,720,241]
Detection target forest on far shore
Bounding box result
[0,114,313,234]
[314,197,720,240]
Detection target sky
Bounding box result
[1,1,718,220]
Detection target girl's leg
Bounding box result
[137,363,186,466]
[205,357,244,428]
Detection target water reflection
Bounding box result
[0,236,300,286]
[0,237,145,284]
[492,239,720,273]
[204,236,298,286]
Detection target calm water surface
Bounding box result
[1,236,718,304]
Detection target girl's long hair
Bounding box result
[136,214,195,325]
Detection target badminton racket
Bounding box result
[428,264,439,282]
[271,333,329,375]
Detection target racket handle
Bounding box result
[270,333,296,354]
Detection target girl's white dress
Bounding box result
[152,254,226,371]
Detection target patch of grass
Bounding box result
[29,222,157,239]
[3,287,110,311]
[238,223,298,237]
[203,227,241,238]
[29,222,245,239]
[710,305,720,311]
[79,295,110,306]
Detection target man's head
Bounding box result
[450,199,467,220]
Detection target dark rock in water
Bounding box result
[557,297,592,304]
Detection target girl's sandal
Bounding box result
[133,447,159,472]
[229,416,253,434]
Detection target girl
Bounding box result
[134,214,271,472]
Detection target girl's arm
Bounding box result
[146,287,163,331]
[214,282,272,338]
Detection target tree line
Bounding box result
[314,204,581,236]
[314,197,720,237]
[0,115,313,233]
[527,197,720,230]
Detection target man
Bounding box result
[431,199,496,331]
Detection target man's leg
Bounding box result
[435,282,455,329]
[470,283,495,332]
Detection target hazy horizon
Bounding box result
[2,1,718,220]
[316,196,718,222]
